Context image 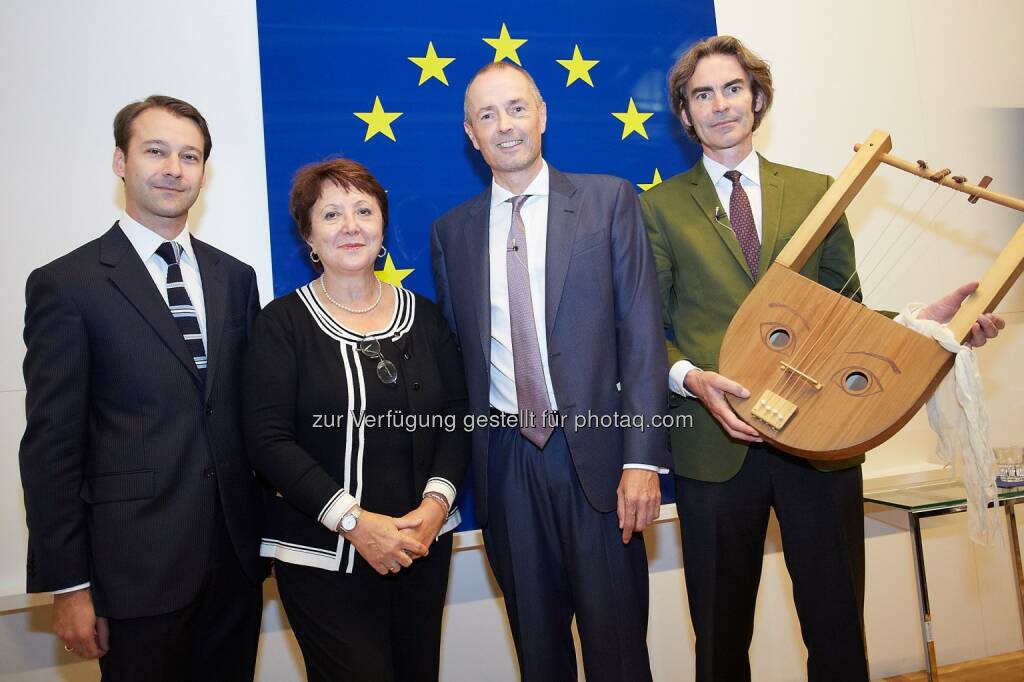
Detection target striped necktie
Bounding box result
[155,241,207,380]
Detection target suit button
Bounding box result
[412,382,421,391]
[203,466,216,478]
[205,404,214,416]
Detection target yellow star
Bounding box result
[637,169,663,192]
[611,98,654,140]
[353,97,403,142]
[408,41,456,86]
[483,23,527,65]
[555,45,599,87]
[375,254,414,287]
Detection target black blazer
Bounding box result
[431,166,671,525]
[242,286,470,571]
[19,223,265,619]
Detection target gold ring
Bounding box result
[64,644,73,652]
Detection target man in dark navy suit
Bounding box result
[432,63,671,681]
[19,95,265,681]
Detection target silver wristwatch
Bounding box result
[338,505,362,534]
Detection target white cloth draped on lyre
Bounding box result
[899,304,999,544]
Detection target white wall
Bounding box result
[1,0,1022,680]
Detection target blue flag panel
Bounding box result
[256,1,718,528]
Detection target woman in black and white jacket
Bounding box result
[243,158,469,682]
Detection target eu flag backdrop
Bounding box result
[256,1,718,528]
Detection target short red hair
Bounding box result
[288,158,388,270]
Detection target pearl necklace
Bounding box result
[319,274,383,314]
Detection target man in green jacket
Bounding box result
[641,35,1003,682]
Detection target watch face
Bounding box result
[341,513,358,532]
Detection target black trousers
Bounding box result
[482,426,652,682]
[98,513,263,682]
[275,532,453,682]
[677,446,868,682]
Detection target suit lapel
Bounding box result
[461,189,492,365]
[689,164,754,281]
[758,154,784,278]
[194,239,226,398]
[100,223,202,386]
[544,167,581,335]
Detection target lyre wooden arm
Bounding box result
[775,130,892,271]
[947,221,1024,343]
[852,146,1024,213]
[846,145,1024,344]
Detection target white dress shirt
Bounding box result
[669,151,761,398]
[119,211,208,346]
[54,214,207,595]
[488,161,559,413]
[488,161,663,473]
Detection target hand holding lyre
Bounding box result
[684,370,764,442]
[917,282,1005,348]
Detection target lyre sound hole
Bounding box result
[844,371,869,392]
[767,328,791,349]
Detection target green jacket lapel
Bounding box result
[758,154,784,279]
[689,162,755,281]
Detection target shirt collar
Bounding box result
[490,160,550,208]
[702,150,761,187]
[118,211,196,265]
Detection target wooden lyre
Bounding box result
[718,130,1024,460]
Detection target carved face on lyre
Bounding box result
[757,301,899,399]
[719,266,954,459]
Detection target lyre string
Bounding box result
[774,181,957,409]
[768,174,928,400]
[853,181,943,299]
[794,183,957,395]
[858,187,958,302]
[837,175,928,300]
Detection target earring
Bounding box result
[309,250,320,264]
[378,246,388,259]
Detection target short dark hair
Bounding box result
[289,158,389,271]
[113,95,213,161]
[667,35,774,141]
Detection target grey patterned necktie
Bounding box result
[724,170,761,280]
[506,195,554,449]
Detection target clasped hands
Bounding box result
[686,281,1005,443]
[345,497,448,576]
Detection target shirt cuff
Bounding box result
[318,489,359,533]
[423,477,457,510]
[623,463,671,475]
[669,360,700,398]
[53,582,90,595]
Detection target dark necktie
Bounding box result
[724,169,761,280]
[155,241,207,381]
[506,195,554,449]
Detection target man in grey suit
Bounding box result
[431,63,670,681]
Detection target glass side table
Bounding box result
[864,478,1024,681]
